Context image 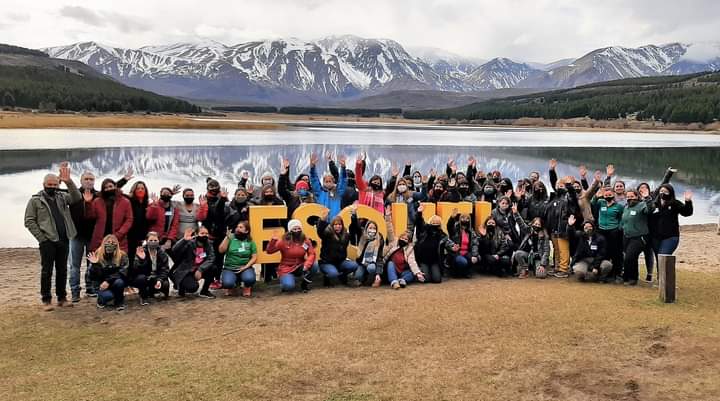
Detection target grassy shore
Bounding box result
[1,226,718,401]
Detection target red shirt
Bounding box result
[460,231,470,256]
[391,250,407,273]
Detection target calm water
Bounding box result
[2,126,719,247]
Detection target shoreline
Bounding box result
[1,111,719,134]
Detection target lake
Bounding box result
[2,125,719,247]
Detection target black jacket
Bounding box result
[169,238,215,285]
[317,219,350,265]
[545,183,578,238]
[649,199,693,240]
[413,212,447,264]
[69,189,97,240]
[90,254,129,285]
[569,230,608,269]
[130,247,170,281]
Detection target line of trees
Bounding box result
[404,72,720,124]
[0,65,201,113]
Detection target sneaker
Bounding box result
[553,272,569,278]
[116,304,127,311]
[391,280,400,290]
[518,270,529,279]
[71,293,81,303]
[209,280,222,290]
[615,276,625,285]
[371,278,381,288]
[198,291,216,299]
[242,287,252,298]
[42,302,54,312]
[140,298,150,306]
[96,302,105,309]
[398,279,407,288]
[644,274,653,283]
[86,291,98,298]
[624,280,638,286]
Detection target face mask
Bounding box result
[486,225,496,233]
[184,197,194,204]
[44,187,56,196]
[459,186,469,195]
[429,224,441,232]
[584,228,594,236]
[263,193,274,200]
[575,188,582,194]
[207,187,220,196]
[370,182,382,191]
[460,219,471,227]
[196,236,208,244]
[235,196,247,204]
[324,182,336,191]
[413,177,422,186]
[397,185,408,193]
[298,189,309,197]
[532,226,542,232]
[627,199,639,207]
[291,231,302,240]
[160,194,172,203]
[235,232,248,240]
[556,187,566,195]
[147,240,160,250]
[104,243,117,254]
[398,239,408,247]
[492,177,501,183]
[604,196,614,202]
[135,189,146,199]
[484,188,495,196]
[660,192,671,201]
[366,229,377,239]
[102,190,115,199]
[262,179,273,186]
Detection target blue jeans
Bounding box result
[387,261,415,284]
[221,269,256,289]
[451,255,472,277]
[654,237,680,255]
[68,236,94,295]
[320,260,359,279]
[355,263,377,283]
[97,279,126,306]
[279,262,319,291]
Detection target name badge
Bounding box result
[200,252,207,258]
[165,211,173,216]
[302,243,309,251]
[601,207,608,211]
[630,211,637,216]
[590,245,598,251]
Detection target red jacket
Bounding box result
[355,160,385,213]
[85,193,134,252]
[266,237,316,276]
[146,201,180,243]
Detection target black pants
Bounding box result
[178,270,213,295]
[483,254,512,276]
[262,263,278,283]
[131,274,169,299]
[418,262,442,283]
[623,236,646,282]
[599,228,623,277]
[39,240,69,303]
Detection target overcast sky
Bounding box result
[1,0,718,62]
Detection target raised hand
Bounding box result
[82,189,94,202]
[449,160,457,173]
[183,228,194,241]
[684,190,693,201]
[281,158,290,174]
[579,165,587,178]
[568,214,576,226]
[219,187,228,199]
[171,184,182,195]
[58,161,71,183]
[468,156,476,166]
[391,163,399,177]
[136,246,146,260]
[505,189,513,198]
[511,203,518,215]
[549,159,558,171]
[339,154,347,168]
[429,168,436,178]
[199,194,207,205]
[310,153,319,166]
[606,164,615,177]
[325,151,334,161]
[123,166,134,181]
[350,202,358,213]
[241,171,250,180]
[639,186,650,199]
[594,170,603,183]
[417,203,424,213]
[150,192,159,203]
[86,251,99,264]
[515,185,526,198]
[271,230,280,241]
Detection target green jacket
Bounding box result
[24,179,82,243]
[621,200,650,238]
[592,197,624,230]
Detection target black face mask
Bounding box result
[44,187,57,197]
[461,220,471,227]
[492,177,501,183]
[184,197,194,204]
[459,186,469,195]
[556,188,566,196]
[429,225,441,232]
[532,226,542,232]
[484,188,495,196]
[196,236,208,244]
[207,188,220,196]
[235,196,247,205]
[263,194,274,200]
[398,239,408,247]
[660,193,671,201]
[584,229,594,237]
[370,182,382,191]
[486,225,496,233]
[575,188,582,194]
[102,190,115,199]
[291,231,302,240]
[627,199,639,207]
[235,232,248,240]
[160,195,172,203]
[604,196,614,202]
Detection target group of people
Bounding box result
[24,153,694,311]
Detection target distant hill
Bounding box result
[404,72,720,124]
[0,43,200,113]
[335,88,541,110]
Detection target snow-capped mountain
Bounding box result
[464,58,542,90]
[42,37,720,104]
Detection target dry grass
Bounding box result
[1,227,719,401]
[0,112,283,130]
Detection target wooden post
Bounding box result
[658,254,676,303]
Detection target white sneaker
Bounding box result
[398,279,407,288]
[391,280,400,290]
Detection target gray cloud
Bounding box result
[58,5,150,33]
[59,6,103,26]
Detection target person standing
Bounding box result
[84,178,134,253]
[24,162,81,311]
[68,170,97,301]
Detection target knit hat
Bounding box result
[287,219,302,232]
[295,180,310,191]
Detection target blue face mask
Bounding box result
[298,189,309,197]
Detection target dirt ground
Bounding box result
[1,226,719,401]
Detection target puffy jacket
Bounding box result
[266,236,316,276]
[130,246,170,281]
[413,212,447,265]
[90,254,129,285]
[516,215,551,267]
[311,165,347,219]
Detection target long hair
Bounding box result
[96,234,124,265]
[129,180,149,205]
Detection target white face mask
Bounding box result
[413,177,422,186]
[397,185,408,193]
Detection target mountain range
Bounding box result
[42,35,720,105]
